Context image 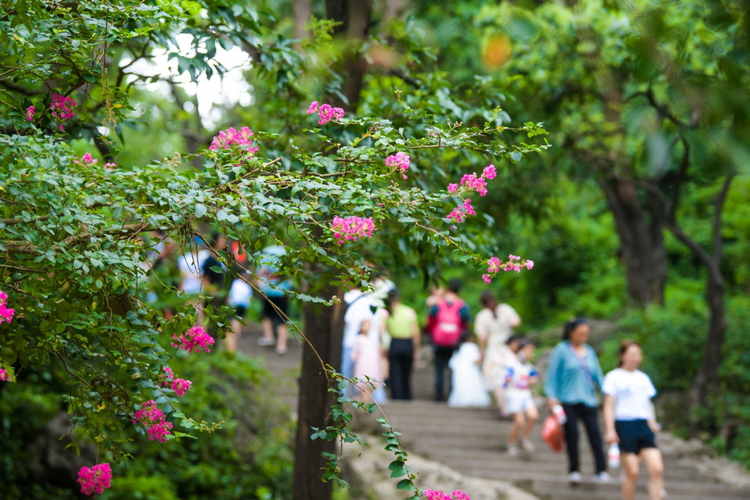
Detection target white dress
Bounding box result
[448,343,491,408]
[475,304,520,390]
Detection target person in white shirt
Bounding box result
[504,338,539,456]
[475,291,521,416]
[603,340,664,500]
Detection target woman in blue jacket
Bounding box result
[545,318,611,484]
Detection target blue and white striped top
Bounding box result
[544,340,604,408]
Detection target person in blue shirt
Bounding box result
[257,245,292,355]
[545,318,611,484]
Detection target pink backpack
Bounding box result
[432,299,465,347]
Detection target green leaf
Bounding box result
[195,204,208,218]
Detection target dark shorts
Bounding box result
[615,419,657,455]
[263,295,288,323]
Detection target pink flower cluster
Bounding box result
[161,366,191,396]
[331,216,375,245]
[386,152,411,179]
[307,101,345,125]
[132,400,172,442]
[172,378,192,397]
[446,165,497,225]
[0,290,15,325]
[104,162,116,170]
[423,490,471,500]
[447,199,475,224]
[172,326,215,354]
[77,463,112,497]
[51,93,76,130]
[209,127,259,158]
[0,369,8,381]
[26,106,35,121]
[481,254,535,285]
[73,152,98,166]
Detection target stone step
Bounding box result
[442,459,709,482]
[520,475,750,498]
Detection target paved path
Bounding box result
[237,329,750,500]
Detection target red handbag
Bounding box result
[542,415,564,453]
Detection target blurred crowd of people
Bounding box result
[142,234,665,499]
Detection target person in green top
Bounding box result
[385,289,421,400]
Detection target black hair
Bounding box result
[388,288,401,301]
[563,317,588,341]
[517,337,535,349]
[459,330,472,344]
[448,278,462,294]
[209,231,222,248]
[505,334,521,346]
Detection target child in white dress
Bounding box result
[448,333,491,408]
[505,338,539,456]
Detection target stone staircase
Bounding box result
[237,329,750,500]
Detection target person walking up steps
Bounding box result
[505,338,539,456]
[447,332,490,408]
[426,279,470,402]
[475,290,521,417]
[545,318,611,484]
[385,289,420,400]
[603,340,665,500]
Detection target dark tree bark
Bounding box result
[291,5,373,499]
[292,282,344,500]
[293,0,312,40]
[326,0,374,110]
[597,177,667,306]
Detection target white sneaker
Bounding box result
[593,472,613,483]
[568,472,582,483]
[521,439,535,453]
[507,443,519,457]
[257,337,276,346]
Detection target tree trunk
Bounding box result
[689,267,726,434]
[598,177,667,306]
[293,0,312,40]
[326,0,374,110]
[292,283,345,500]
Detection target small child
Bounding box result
[484,335,522,418]
[226,272,253,353]
[448,332,491,408]
[505,338,539,456]
[352,319,382,398]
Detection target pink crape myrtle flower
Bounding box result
[448,183,458,194]
[0,369,8,381]
[423,490,471,500]
[132,400,173,442]
[482,255,533,284]
[77,463,112,496]
[483,164,496,180]
[104,162,116,170]
[171,378,192,397]
[463,198,476,216]
[209,126,259,161]
[26,106,35,121]
[51,93,76,130]
[386,152,411,179]
[460,173,488,197]
[307,101,345,125]
[331,216,376,245]
[0,290,15,325]
[446,207,466,223]
[161,367,174,387]
[172,326,215,353]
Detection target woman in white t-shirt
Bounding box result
[475,291,520,416]
[602,340,664,500]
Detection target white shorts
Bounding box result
[506,391,535,414]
